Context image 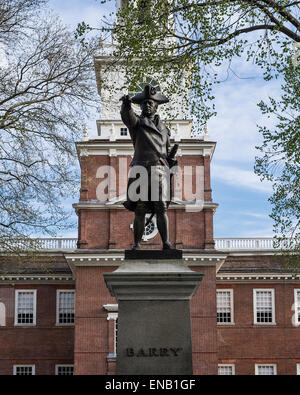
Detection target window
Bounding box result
[103,304,118,357]
[13,365,35,375]
[114,318,118,355]
[294,289,300,325]
[0,302,5,326]
[216,290,234,324]
[297,364,300,375]
[15,290,36,325]
[56,290,75,325]
[218,364,235,375]
[55,365,74,375]
[120,127,128,136]
[255,364,277,375]
[253,289,275,324]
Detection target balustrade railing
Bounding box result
[214,238,287,250]
[37,238,78,250]
[0,237,291,251]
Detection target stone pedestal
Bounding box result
[104,253,203,375]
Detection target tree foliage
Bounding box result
[0,0,98,252]
[255,57,300,262]
[85,0,300,127]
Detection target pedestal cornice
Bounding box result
[64,249,227,278]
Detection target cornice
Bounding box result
[73,200,219,212]
[75,140,216,159]
[217,272,300,283]
[0,274,74,284]
[219,251,286,256]
[64,250,227,278]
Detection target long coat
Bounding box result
[121,103,172,213]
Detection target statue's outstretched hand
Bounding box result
[120,95,132,106]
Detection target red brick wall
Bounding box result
[0,284,74,375]
[217,282,300,375]
[191,266,218,374]
[77,153,214,250]
[74,266,117,375]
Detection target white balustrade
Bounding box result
[0,237,291,251]
[214,238,287,250]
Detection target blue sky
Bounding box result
[48,0,278,239]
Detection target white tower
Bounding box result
[93,0,197,142]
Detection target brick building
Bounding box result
[0,239,299,375]
[0,2,299,375]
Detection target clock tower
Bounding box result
[69,0,225,375]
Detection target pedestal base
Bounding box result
[104,256,203,375]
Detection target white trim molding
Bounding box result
[0,274,73,284]
[217,273,300,282]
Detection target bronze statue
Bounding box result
[120,85,178,250]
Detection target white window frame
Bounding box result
[13,364,35,375]
[297,364,300,375]
[55,364,74,375]
[253,289,276,325]
[108,313,118,356]
[0,302,5,326]
[14,290,37,326]
[216,289,234,324]
[218,364,235,375]
[56,290,75,326]
[104,304,118,357]
[255,364,277,375]
[294,289,300,326]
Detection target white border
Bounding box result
[14,290,37,326]
[255,364,277,375]
[218,364,235,375]
[216,289,234,325]
[253,289,276,325]
[55,364,74,375]
[297,363,300,375]
[56,290,75,326]
[13,364,35,375]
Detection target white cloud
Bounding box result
[237,226,275,238]
[225,210,270,219]
[208,77,281,163]
[48,0,113,30]
[212,164,273,193]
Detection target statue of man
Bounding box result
[120,84,177,250]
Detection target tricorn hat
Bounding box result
[131,84,169,105]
